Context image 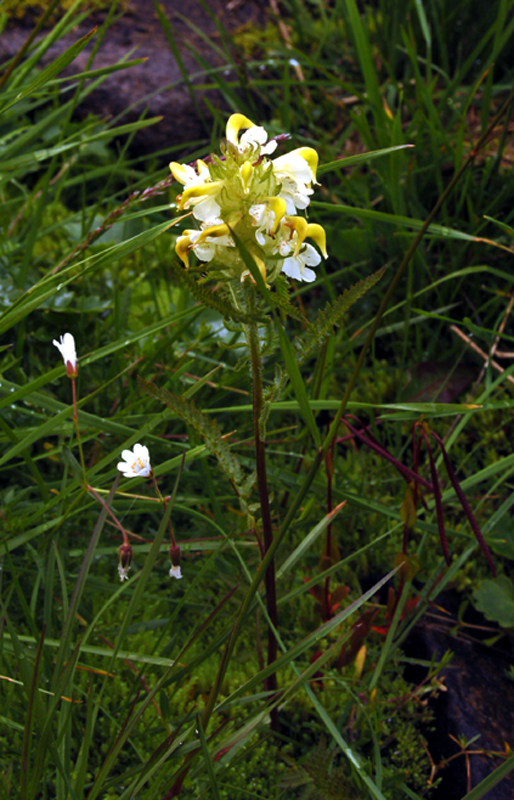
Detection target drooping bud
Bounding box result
[169,544,182,580]
[118,543,133,582]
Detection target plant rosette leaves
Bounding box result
[473,575,514,628]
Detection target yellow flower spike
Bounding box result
[240,161,254,194]
[178,181,223,210]
[226,113,256,144]
[175,232,194,268]
[305,223,328,258]
[195,223,231,245]
[295,147,319,182]
[264,197,287,233]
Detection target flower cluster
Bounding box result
[170,114,327,285]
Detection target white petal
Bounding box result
[133,443,149,460]
[261,140,278,155]
[303,243,322,267]
[192,196,222,222]
[169,565,183,579]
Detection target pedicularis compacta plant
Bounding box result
[46,112,498,796]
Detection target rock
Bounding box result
[404,591,514,799]
[0,0,265,157]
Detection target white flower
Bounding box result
[281,243,321,283]
[118,563,130,581]
[272,148,318,214]
[238,125,277,155]
[169,159,222,222]
[226,113,277,155]
[117,444,152,478]
[169,565,183,579]
[52,332,78,377]
[176,222,235,268]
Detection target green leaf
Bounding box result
[275,316,321,447]
[138,378,249,500]
[318,144,414,175]
[229,227,306,322]
[473,576,514,627]
[295,267,386,363]
[486,518,514,560]
[0,27,98,114]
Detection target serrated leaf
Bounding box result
[473,576,514,628]
[168,260,261,324]
[295,267,386,363]
[138,378,249,500]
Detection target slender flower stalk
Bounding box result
[87,483,133,581]
[87,484,129,545]
[52,333,86,482]
[150,472,182,578]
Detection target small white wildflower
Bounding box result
[52,333,78,378]
[117,444,152,478]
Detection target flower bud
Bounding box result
[169,544,182,580]
[118,543,133,582]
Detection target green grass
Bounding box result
[2,1,514,798]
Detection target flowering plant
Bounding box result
[170,114,327,287]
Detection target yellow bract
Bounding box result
[178,181,222,210]
[285,216,328,258]
[295,147,319,182]
[226,113,256,145]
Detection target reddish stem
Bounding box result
[87,484,129,546]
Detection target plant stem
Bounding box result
[245,289,279,731]
[87,484,129,546]
[72,376,86,484]
[152,473,176,545]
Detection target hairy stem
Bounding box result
[245,291,279,730]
